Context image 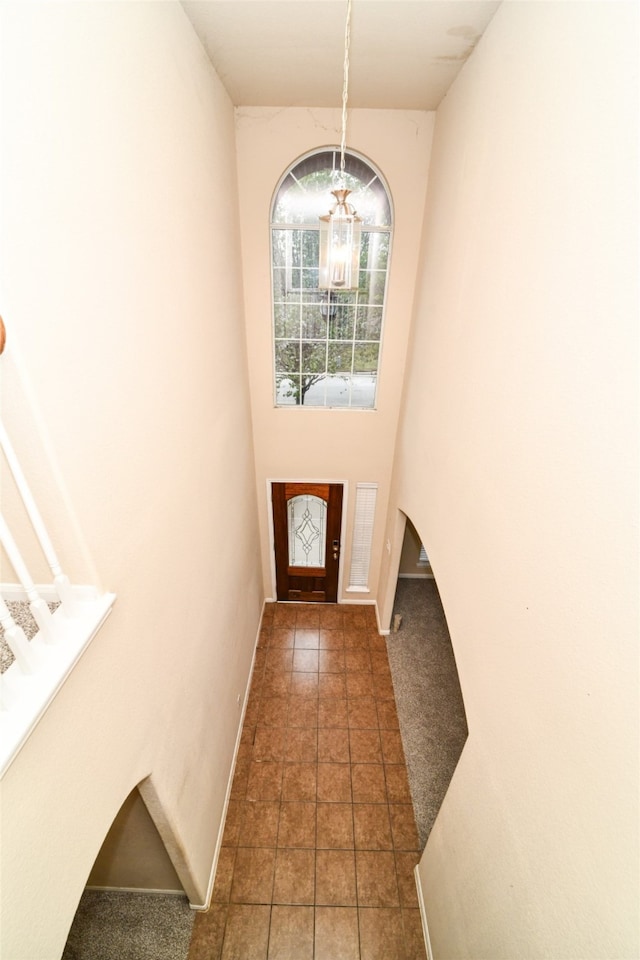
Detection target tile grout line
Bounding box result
[195,603,423,959]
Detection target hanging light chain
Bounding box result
[319,0,362,291]
[339,0,352,183]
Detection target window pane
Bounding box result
[302,301,328,339]
[273,151,391,226]
[358,271,386,306]
[274,177,331,224]
[327,342,354,373]
[332,290,358,307]
[350,375,377,408]
[370,275,386,306]
[324,376,352,407]
[287,268,302,291]
[276,375,300,405]
[329,304,356,340]
[298,375,327,406]
[353,342,380,373]
[301,341,327,373]
[302,231,320,262]
[275,341,300,373]
[289,231,302,267]
[274,304,301,338]
[302,267,319,289]
[355,306,383,340]
[272,267,287,300]
[360,232,390,270]
[272,231,287,267]
[301,376,327,406]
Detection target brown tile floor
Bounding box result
[188,603,427,960]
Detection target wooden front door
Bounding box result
[272,482,343,602]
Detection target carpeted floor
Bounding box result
[387,578,468,849]
[61,890,194,960]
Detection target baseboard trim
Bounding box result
[265,596,379,607]
[414,864,434,960]
[85,885,185,897]
[189,603,263,911]
[339,597,376,605]
[374,601,390,636]
[398,573,434,580]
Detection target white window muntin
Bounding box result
[271,149,392,410]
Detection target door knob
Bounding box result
[332,539,340,560]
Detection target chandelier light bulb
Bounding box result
[319,189,362,290]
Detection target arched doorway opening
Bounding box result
[62,781,194,959]
[387,514,469,849]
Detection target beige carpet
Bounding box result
[386,578,468,849]
[62,890,194,960]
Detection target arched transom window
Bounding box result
[271,149,392,409]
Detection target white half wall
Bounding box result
[0,4,262,957]
[381,2,639,957]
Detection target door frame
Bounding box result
[266,477,348,602]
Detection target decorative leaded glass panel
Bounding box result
[288,495,327,568]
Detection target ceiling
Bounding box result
[181,1,501,111]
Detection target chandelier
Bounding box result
[319,0,362,291]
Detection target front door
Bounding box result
[272,482,343,602]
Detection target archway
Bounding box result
[386,514,469,848]
[62,779,196,959]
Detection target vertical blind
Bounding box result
[348,483,378,590]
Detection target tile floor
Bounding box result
[188,602,428,960]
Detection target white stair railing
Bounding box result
[0,321,116,773]
[0,419,77,617]
[0,513,59,644]
[0,596,41,711]
[0,596,39,674]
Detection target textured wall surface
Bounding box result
[381,2,639,957]
[0,4,262,957]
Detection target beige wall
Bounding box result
[0,4,262,958]
[235,107,434,605]
[88,788,183,893]
[380,2,639,957]
[398,515,432,578]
